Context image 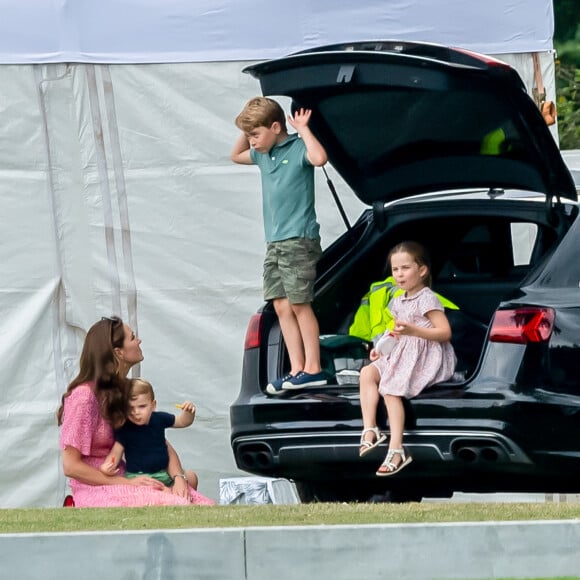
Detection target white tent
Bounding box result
[0,1,557,506]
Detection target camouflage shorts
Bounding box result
[263,237,322,304]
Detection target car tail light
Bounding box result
[489,307,555,344]
[453,47,511,67]
[244,313,262,350]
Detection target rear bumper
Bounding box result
[232,428,533,481]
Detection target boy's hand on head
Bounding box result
[288,108,327,166]
[288,108,312,131]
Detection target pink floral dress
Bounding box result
[372,287,456,398]
[60,384,214,507]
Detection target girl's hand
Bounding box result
[392,320,417,337]
[369,348,380,362]
[393,311,452,342]
[126,475,165,490]
[287,108,312,131]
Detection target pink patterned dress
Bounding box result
[59,384,214,507]
[372,287,456,398]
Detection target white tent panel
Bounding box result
[0,61,365,505]
[0,0,554,64]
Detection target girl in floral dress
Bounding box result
[358,241,456,476]
[57,316,214,506]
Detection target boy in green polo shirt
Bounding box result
[231,97,328,395]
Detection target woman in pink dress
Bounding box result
[57,316,214,507]
[358,241,456,476]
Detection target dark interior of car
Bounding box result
[313,209,560,382]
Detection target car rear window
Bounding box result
[511,223,538,266]
[320,88,533,176]
[436,220,540,281]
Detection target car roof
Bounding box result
[245,40,577,204]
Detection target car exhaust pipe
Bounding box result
[480,446,500,462]
[255,450,274,468]
[453,442,505,464]
[456,446,480,463]
[237,443,274,470]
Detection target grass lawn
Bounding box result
[2,502,580,534]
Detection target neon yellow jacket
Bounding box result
[348,276,459,342]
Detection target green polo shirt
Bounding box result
[250,134,320,242]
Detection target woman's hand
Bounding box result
[166,439,188,497]
[171,475,189,499]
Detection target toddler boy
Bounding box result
[100,378,198,490]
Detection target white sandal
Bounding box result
[376,448,413,476]
[359,427,387,457]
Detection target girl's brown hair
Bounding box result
[388,240,432,287]
[56,316,130,429]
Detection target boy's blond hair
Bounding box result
[235,97,287,133]
[129,378,155,401]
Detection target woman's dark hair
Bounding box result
[387,240,432,287]
[56,316,129,428]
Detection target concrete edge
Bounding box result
[2,520,580,580]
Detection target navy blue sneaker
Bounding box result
[282,371,327,390]
[266,373,294,396]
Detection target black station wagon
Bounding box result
[230,41,580,502]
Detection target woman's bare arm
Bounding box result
[63,445,164,489]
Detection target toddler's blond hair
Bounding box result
[129,378,155,401]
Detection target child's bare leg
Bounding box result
[385,394,405,449]
[273,298,304,374]
[377,395,406,473]
[291,302,321,374]
[359,365,382,450]
[185,469,198,490]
